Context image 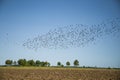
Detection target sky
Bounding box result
[0,0,120,67]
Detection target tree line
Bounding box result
[5,59,79,67]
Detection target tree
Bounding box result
[41,61,46,67]
[27,60,35,66]
[44,61,50,67]
[18,59,26,66]
[44,61,48,67]
[13,61,17,65]
[66,61,70,66]
[74,59,79,67]
[35,60,41,66]
[47,62,50,67]
[57,62,61,66]
[5,60,12,65]
[61,64,64,67]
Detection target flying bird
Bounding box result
[23,18,120,50]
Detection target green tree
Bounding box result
[41,61,46,67]
[57,62,61,66]
[74,59,79,67]
[35,60,41,66]
[66,61,70,66]
[13,61,17,65]
[18,59,26,66]
[44,61,50,67]
[44,61,48,67]
[47,62,50,67]
[5,60,12,65]
[27,60,35,66]
[61,64,64,67]
[36,60,50,67]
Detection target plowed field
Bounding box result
[0,67,120,80]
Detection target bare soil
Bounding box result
[0,67,120,80]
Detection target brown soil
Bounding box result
[0,67,120,80]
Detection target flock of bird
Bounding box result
[23,18,120,50]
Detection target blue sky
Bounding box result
[0,0,120,67]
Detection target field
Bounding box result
[0,67,120,80]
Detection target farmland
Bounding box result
[0,67,120,80]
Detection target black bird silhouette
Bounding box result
[23,18,120,50]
